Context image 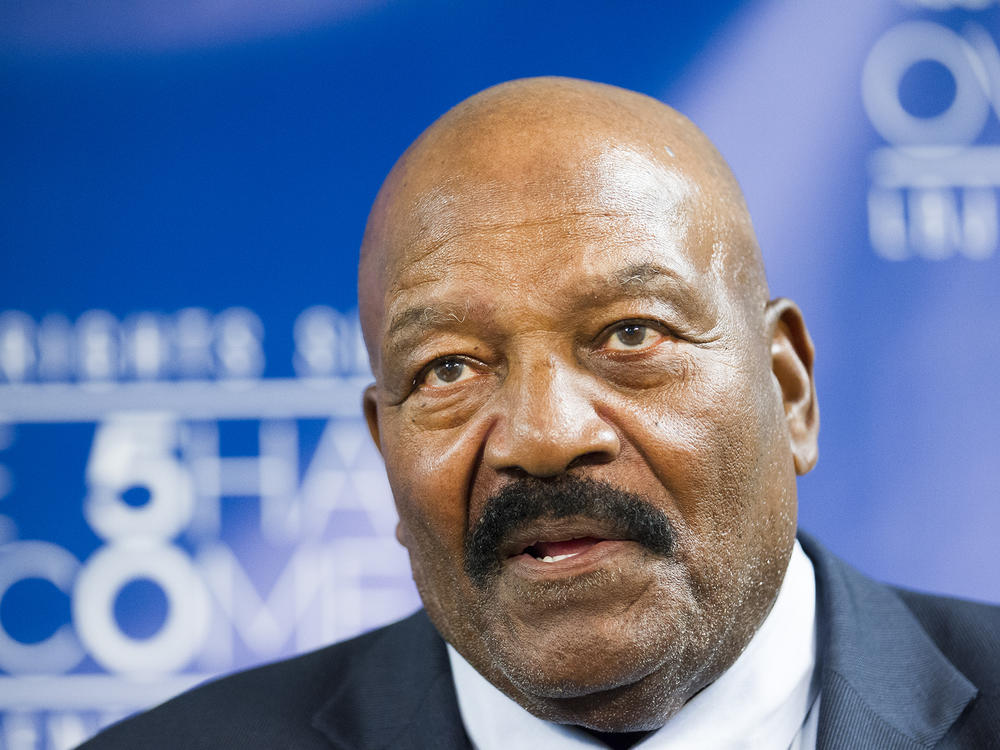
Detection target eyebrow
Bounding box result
[612,262,686,293]
[605,261,712,310]
[387,301,471,339]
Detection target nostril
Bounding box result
[566,451,617,470]
[499,466,531,481]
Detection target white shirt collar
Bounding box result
[447,540,820,750]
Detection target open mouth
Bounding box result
[496,518,633,567]
[467,512,660,586]
[497,530,636,580]
[464,480,674,586]
[520,536,604,563]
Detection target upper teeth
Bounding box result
[540,553,576,563]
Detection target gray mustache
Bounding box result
[463,476,675,587]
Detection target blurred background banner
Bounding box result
[1,1,998,747]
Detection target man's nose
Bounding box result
[484,358,620,477]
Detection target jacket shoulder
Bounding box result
[75,612,426,750]
[892,587,1000,688]
[892,587,1000,745]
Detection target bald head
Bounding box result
[359,77,768,370]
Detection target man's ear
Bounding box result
[362,384,382,455]
[362,384,410,548]
[394,521,412,549]
[765,298,819,475]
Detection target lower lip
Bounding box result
[503,540,637,579]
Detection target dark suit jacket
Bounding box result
[78,533,1000,748]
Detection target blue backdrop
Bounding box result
[1,1,998,747]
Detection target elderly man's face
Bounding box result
[361,83,817,731]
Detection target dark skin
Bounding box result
[358,77,819,735]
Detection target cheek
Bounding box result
[628,360,782,536]
[378,410,500,648]
[379,410,482,556]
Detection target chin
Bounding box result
[468,586,727,731]
[503,658,648,701]
[484,613,675,701]
[501,654,689,733]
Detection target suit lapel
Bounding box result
[800,533,977,749]
[311,610,472,750]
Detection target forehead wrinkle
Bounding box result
[402,209,660,274]
[387,213,655,313]
[398,145,692,253]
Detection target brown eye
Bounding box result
[604,323,665,352]
[434,360,465,382]
[421,358,476,388]
[616,324,648,347]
